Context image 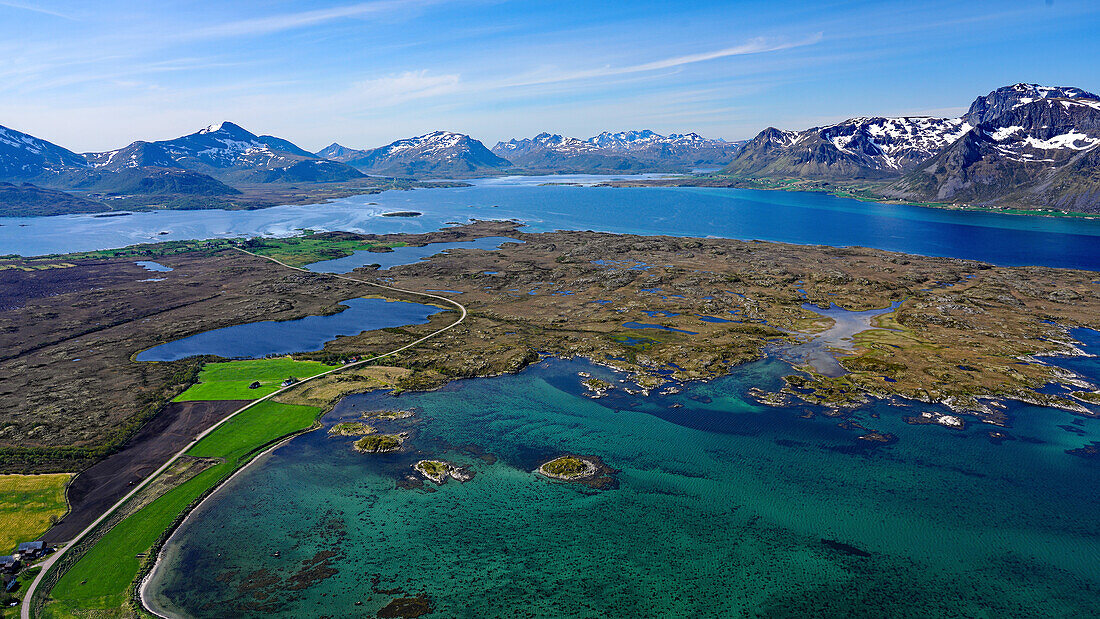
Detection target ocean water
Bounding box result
[146,352,1100,618]
[135,298,443,362]
[5,178,1100,270]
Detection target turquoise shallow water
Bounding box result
[147,347,1100,617]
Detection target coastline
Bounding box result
[600,175,1100,220]
[19,222,1100,616]
[23,248,470,618]
[137,431,306,618]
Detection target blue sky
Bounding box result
[1,0,1098,152]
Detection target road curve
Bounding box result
[21,247,468,619]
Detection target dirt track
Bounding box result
[45,400,249,542]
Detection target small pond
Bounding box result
[136,261,173,272]
[307,237,524,274]
[136,298,443,362]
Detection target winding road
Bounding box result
[21,247,468,619]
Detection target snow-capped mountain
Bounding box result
[84,141,178,171]
[492,130,742,172]
[318,131,509,176]
[724,83,1100,190]
[890,91,1100,211]
[724,116,972,179]
[0,123,87,181]
[102,121,365,183]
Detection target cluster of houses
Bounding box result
[2,541,51,595]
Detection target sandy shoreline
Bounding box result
[137,432,306,618]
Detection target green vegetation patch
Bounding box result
[539,456,595,479]
[328,422,376,436]
[0,473,70,554]
[353,434,403,453]
[783,374,868,408]
[1070,391,1100,405]
[51,238,237,261]
[840,353,907,375]
[44,401,320,617]
[244,235,407,268]
[173,357,334,401]
[416,460,449,478]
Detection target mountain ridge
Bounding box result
[317,131,510,177]
[493,130,742,172]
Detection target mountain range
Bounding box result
[724,84,1100,211]
[493,130,743,172]
[2,82,1099,214]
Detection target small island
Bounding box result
[537,454,618,489]
[582,377,612,397]
[353,434,404,453]
[328,421,376,436]
[903,411,965,430]
[413,459,474,485]
[362,409,415,420]
[380,211,423,217]
[538,455,597,480]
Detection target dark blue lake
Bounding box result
[307,236,523,273]
[5,176,1100,271]
[135,297,443,362]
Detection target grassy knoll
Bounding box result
[173,357,335,401]
[42,401,320,618]
[244,235,407,268]
[0,474,70,553]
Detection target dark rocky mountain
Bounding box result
[493,130,742,172]
[73,139,238,195]
[962,83,1098,125]
[0,124,88,182]
[318,131,509,177]
[889,95,1100,211]
[316,143,361,161]
[70,167,240,196]
[0,182,106,217]
[722,116,971,180]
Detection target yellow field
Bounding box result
[0,473,71,554]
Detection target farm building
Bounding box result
[16,541,45,560]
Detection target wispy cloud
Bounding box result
[0,1,75,20]
[184,0,450,39]
[344,70,462,106]
[506,33,824,88]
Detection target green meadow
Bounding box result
[173,357,334,401]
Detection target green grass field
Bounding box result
[246,235,406,267]
[43,401,321,618]
[173,357,335,401]
[0,473,70,554]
